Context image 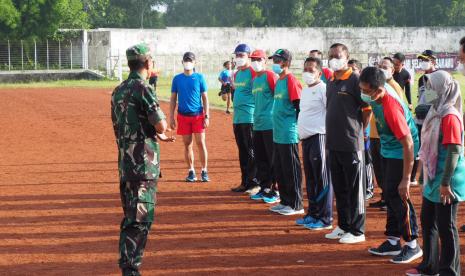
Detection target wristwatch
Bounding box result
[205,114,210,119]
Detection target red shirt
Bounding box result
[322,67,333,81]
[264,70,277,92]
[382,93,410,140]
[442,114,463,145]
[285,73,302,101]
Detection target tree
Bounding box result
[0,0,20,36]
[343,0,387,27]
[84,0,164,28]
[312,0,344,27]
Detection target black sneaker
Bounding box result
[231,184,247,192]
[390,245,423,264]
[369,199,386,208]
[368,240,402,256]
[122,268,140,276]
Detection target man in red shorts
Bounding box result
[169,52,210,182]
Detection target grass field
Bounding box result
[1,72,465,109]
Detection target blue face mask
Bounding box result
[272,64,283,74]
[361,93,374,103]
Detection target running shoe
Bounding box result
[250,191,265,200]
[325,226,347,240]
[245,185,261,195]
[276,206,305,216]
[185,170,197,182]
[231,184,247,192]
[269,203,287,213]
[391,245,423,264]
[201,170,210,182]
[295,215,316,226]
[304,220,333,230]
[339,233,366,244]
[368,240,402,256]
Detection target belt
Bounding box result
[179,111,203,117]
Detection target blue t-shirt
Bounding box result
[171,73,207,115]
[219,69,232,84]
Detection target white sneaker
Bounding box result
[245,186,261,195]
[410,180,418,186]
[339,233,366,244]
[276,206,305,216]
[269,203,287,212]
[325,226,347,240]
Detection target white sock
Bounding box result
[406,239,417,249]
[387,236,400,245]
[189,168,195,173]
[202,167,207,172]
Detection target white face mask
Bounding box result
[183,61,194,71]
[235,57,247,67]
[302,72,317,85]
[251,61,263,72]
[457,63,465,76]
[329,58,347,71]
[420,61,431,71]
[380,68,392,80]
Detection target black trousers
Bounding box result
[370,138,384,200]
[365,149,374,197]
[253,130,274,189]
[233,123,257,188]
[382,158,419,241]
[329,150,365,236]
[302,134,333,225]
[418,197,460,276]
[412,123,422,182]
[274,143,303,210]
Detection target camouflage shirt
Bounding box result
[111,71,165,181]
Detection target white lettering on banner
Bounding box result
[368,52,459,72]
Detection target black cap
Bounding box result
[418,50,436,61]
[183,52,196,61]
[268,49,292,62]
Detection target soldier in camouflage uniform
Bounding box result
[111,43,172,276]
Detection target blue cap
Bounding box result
[234,44,251,54]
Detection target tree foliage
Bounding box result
[1,0,465,40]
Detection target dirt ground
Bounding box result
[0,88,463,276]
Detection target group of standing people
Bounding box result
[223,41,465,276]
[110,38,465,276]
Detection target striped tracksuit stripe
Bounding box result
[302,134,333,225]
[329,150,366,236]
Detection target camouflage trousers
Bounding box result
[119,179,157,275]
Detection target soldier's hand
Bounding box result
[157,132,176,142]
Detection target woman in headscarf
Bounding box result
[406,70,465,276]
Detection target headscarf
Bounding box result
[419,70,463,182]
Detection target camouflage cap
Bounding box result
[126,43,152,61]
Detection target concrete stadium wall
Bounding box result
[88,27,465,57]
